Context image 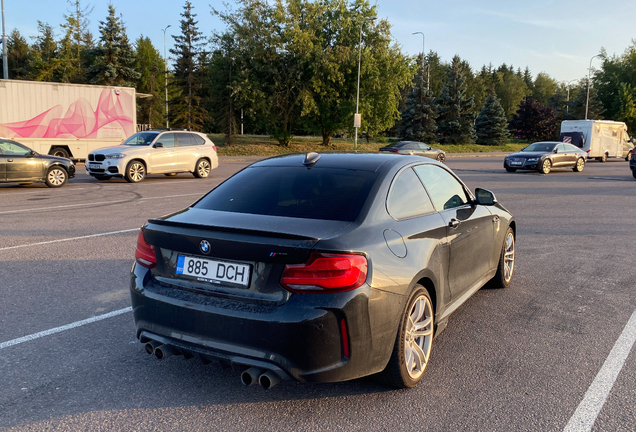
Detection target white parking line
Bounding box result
[0,192,203,215]
[0,228,139,252]
[563,310,636,432]
[0,307,133,350]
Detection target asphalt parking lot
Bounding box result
[1,155,635,431]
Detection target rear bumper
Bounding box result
[130,263,399,383]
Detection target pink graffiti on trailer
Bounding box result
[0,89,134,139]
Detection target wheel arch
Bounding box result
[48,145,72,158]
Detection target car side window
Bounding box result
[192,133,206,145]
[402,143,418,150]
[175,133,193,147]
[556,144,566,153]
[417,143,431,150]
[413,164,469,211]
[566,144,579,152]
[157,133,175,148]
[0,140,31,155]
[387,168,435,219]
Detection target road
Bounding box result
[1,156,635,431]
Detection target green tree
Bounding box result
[595,43,636,129]
[87,4,139,86]
[532,72,558,106]
[57,0,93,83]
[28,22,58,81]
[5,29,33,79]
[399,63,438,142]
[170,0,209,131]
[135,36,166,127]
[493,64,528,119]
[475,92,509,145]
[568,78,604,120]
[509,99,559,141]
[436,55,476,144]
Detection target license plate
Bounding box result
[89,163,102,169]
[176,255,251,287]
[510,161,522,166]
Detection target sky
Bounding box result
[2,0,635,83]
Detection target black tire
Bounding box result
[50,147,70,159]
[164,173,178,177]
[600,153,607,162]
[541,159,551,174]
[488,227,515,288]
[626,152,632,162]
[376,285,434,389]
[436,153,446,163]
[193,158,211,178]
[573,157,585,172]
[505,168,517,172]
[93,175,111,181]
[632,170,636,180]
[125,160,146,183]
[45,166,68,188]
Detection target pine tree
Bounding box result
[86,4,139,86]
[568,78,605,120]
[509,99,559,141]
[436,55,476,144]
[170,1,208,131]
[475,92,510,145]
[135,36,166,128]
[6,29,33,79]
[399,60,438,142]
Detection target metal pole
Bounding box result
[564,79,576,114]
[1,0,8,80]
[586,54,603,120]
[241,109,243,135]
[162,25,171,129]
[354,16,376,151]
[412,32,425,89]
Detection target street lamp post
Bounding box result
[162,25,171,129]
[354,16,377,151]
[1,0,8,79]
[412,31,427,89]
[585,54,604,120]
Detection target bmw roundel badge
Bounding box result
[199,240,211,254]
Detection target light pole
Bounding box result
[585,54,604,120]
[564,79,577,114]
[162,25,171,129]
[1,0,8,79]
[412,31,427,89]
[354,16,377,151]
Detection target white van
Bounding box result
[560,120,633,162]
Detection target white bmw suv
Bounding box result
[86,130,218,183]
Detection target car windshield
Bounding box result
[195,166,377,222]
[123,132,159,146]
[523,143,556,152]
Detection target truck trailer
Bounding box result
[560,120,633,162]
[0,79,137,161]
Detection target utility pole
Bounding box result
[162,25,171,129]
[354,16,377,151]
[412,32,426,90]
[585,54,604,120]
[1,0,8,79]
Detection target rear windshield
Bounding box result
[194,166,377,221]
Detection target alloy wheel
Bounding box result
[504,231,515,283]
[129,162,145,182]
[576,158,585,172]
[542,160,551,174]
[197,160,211,178]
[47,168,66,186]
[403,295,434,380]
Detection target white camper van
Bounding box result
[560,120,633,162]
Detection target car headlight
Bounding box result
[105,154,126,159]
[526,158,539,162]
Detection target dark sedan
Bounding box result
[380,141,446,162]
[131,153,515,389]
[630,147,636,179]
[0,139,75,187]
[504,141,587,174]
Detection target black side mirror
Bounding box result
[27,151,36,157]
[474,188,497,206]
[553,148,558,153]
[153,142,164,148]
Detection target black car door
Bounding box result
[0,140,44,181]
[0,151,6,182]
[413,164,494,299]
[553,144,568,167]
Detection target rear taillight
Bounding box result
[212,145,217,152]
[281,253,367,293]
[135,231,156,268]
[389,149,399,153]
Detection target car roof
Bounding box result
[251,152,439,172]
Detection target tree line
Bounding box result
[2,0,635,145]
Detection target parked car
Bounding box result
[379,141,446,162]
[504,142,587,174]
[0,138,75,188]
[85,130,218,183]
[130,152,515,389]
[630,147,636,179]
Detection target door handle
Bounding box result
[449,218,461,229]
[7,159,13,162]
[493,216,500,223]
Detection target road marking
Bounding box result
[0,192,203,215]
[0,307,133,350]
[0,228,139,252]
[0,187,90,196]
[588,176,633,182]
[563,310,636,432]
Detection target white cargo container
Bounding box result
[0,79,136,160]
[560,120,633,162]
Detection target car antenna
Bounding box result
[303,152,321,167]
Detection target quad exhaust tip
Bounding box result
[241,367,264,386]
[145,340,162,355]
[259,370,281,389]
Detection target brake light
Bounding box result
[389,149,399,153]
[281,253,367,293]
[340,318,350,358]
[586,149,591,153]
[212,145,217,152]
[135,231,156,268]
